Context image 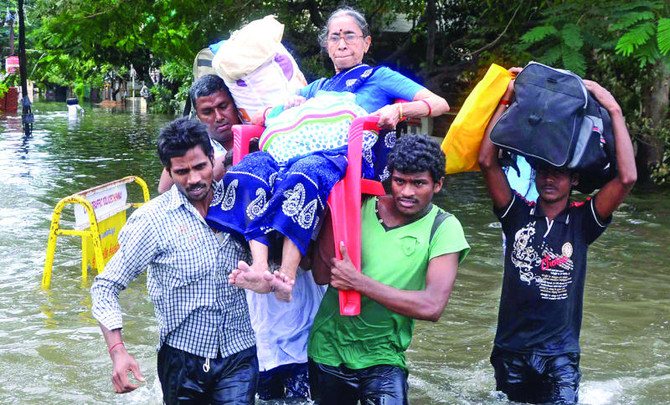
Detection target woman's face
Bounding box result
[326,15,371,74]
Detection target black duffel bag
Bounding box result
[490,62,616,193]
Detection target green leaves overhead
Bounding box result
[561,45,586,76]
[615,21,656,56]
[520,26,558,43]
[561,24,584,50]
[610,0,669,66]
[610,11,656,30]
[657,18,670,55]
[518,17,589,76]
[518,0,669,74]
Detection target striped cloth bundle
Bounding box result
[260,91,377,166]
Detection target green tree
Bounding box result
[610,1,670,184]
[23,0,670,183]
[514,0,669,185]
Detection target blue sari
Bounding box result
[314,64,397,180]
[206,64,394,254]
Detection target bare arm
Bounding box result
[478,70,521,209]
[157,168,173,194]
[99,325,145,393]
[374,88,450,129]
[251,96,306,126]
[330,243,460,322]
[310,208,335,285]
[410,88,450,117]
[212,153,226,180]
[584,80,637,218]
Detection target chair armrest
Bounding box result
[232,124,265,165]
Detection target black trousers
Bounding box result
[308,358,408,405]
[257,362,310,400]
[491,347,581,404]
[157,344,258,405]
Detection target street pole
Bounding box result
[18,0,32,134]
[130,63,136,113]
[18,0,27,98]
[8,10,14,56]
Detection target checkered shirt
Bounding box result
[91,181,255,359]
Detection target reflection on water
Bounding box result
[0,103,668,404]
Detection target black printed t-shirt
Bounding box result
[493,193,611,355]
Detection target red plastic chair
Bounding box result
[232,115,385,316]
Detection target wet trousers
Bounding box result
[257,362,310,400]
[308,359,408,405]
[490,347,581,404]
[157,344,258,405]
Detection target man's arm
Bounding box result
[157,168,173,194]
[99,325,145,393]
[213,153,226,180]
[329,243,460,322]
[91,214,157,393]
[584,80,637,218]
[309,208,335,285]
[92,266,148,394]
[478,69,521,209]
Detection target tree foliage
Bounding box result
[610,1,670,67]
[17,0,670,183]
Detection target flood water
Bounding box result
[0,103,668,404]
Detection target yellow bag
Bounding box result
[441,64,512,174]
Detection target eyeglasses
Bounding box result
[327,33,364,44]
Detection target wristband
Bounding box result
[499,99,511,106]
[398,102,403,120]
[419,99,432,116]
[108,341,124,354]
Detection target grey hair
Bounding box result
[318,7,370,49]
[189,74,232,110]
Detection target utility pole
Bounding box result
[18,0,27,97]
[18,0,32,134]
[8,7,14,56]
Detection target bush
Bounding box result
[149,84,175,114]
[0,74,18,98]
[648,120,670,185]
[628,117,670,185]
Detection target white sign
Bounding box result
[74,183,128,229]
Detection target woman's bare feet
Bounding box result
[229,260,272,293]
[264,271,295,302]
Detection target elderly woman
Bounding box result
[206,7,449,302]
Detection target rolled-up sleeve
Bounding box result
[91,210,159,331]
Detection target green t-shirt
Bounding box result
[308,197,470,370]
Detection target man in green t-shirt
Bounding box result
[308,134,470,404]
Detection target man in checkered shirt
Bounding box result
[91,118,257,403]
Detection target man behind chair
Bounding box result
[91,118,257,404]
[308,134,470,404]
[158,74,241,193]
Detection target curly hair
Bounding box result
[157,117,212,169]
[387,134,445,183]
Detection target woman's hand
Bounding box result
[251,108,269,126]
[373,103,402,129]
[285,95,307,109]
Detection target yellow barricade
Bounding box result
[42,176,150,290]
